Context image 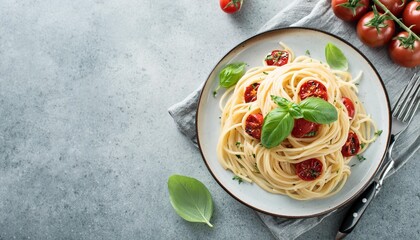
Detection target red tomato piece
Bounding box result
[375,0,406,17]
[389,31,420,68]
[299,80,328,101]
[244,83,260,103]
[291,118,321,138]
[356,11,396,48]
[341,131,360,157]
[245,113,263,140]
[402,1,420,35]
[265,50,290,66]
[295,158,323,181]
[219,0,242,14]
[342,97,355,119]
[331,0,370,22]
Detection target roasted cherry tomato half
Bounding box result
[299,80,328,101]
[356,11,396,48]
[388,31,420,68]
[245,113,264,140]
[291,118,321,138]
[342,97,355,119]
[244,83,260,103]
[402,1,420,35]
[295,158,323,181]
[341,131,360,157]
[265,50,290,66]
[219,0,242,14]
[331,0,370,22]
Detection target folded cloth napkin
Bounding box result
[168,0,420,239]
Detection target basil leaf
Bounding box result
[271,95,303,118]
[271,95,290,108]
[219,62,246,88]
[289,103,303,119]
[168,175,214,227]
[299,97,338,124]
[261,109,294,149]
[325,43,348,71]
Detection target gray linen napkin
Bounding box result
[168,0,420,239]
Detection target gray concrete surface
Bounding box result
[0,0,418,239]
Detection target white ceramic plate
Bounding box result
[196,27,391,217]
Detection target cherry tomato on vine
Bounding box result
[388,31,420,68]
[220,0,242,14]
[356,10,396,47]
[291,119,320,138]
[245,113,263,140]
[265,50,290,66]
[331,0,370,22]
[299,80,328,101]
[342,97,355,119]
[341,131,360,157]
[375,0,406,17]
[295,158,323,181]
[402,1,420,35]
[244,83,260,103]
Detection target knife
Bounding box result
[335,155,395,240]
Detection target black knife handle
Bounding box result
[339,182,377,234]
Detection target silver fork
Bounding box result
[336,73,420,240]
[387,73,420,158]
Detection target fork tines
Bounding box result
[392,73,420,123]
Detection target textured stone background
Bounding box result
[0,0,418,239]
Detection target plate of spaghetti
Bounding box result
[196,27,391,217]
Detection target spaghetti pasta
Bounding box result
[216,43,378,200]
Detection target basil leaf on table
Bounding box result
[299,97,338,124]
[168,175,214,227]
[325,43,348,71]
[261,108,294,149]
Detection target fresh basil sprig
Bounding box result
[271,95,303,119]
[261,96,338,148]
[214,62,246,96]
[168,175,214,227]
[325,43,348,71]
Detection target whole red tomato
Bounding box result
[219,0,242,14]
[389,32,420,68]
[375,0,406,17]
[402,1,420,35]
[332,0,370,21]
[357,11,396,47]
